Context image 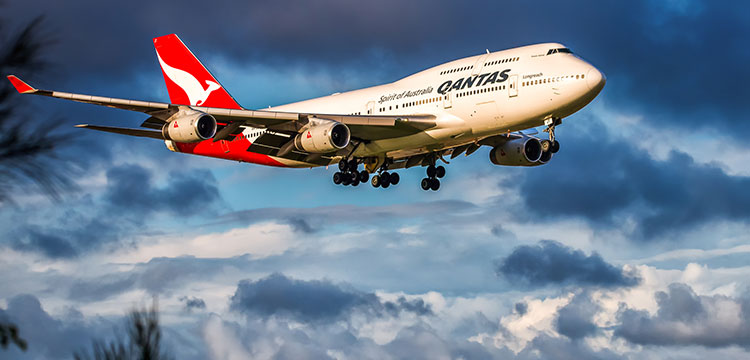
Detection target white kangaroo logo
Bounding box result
[157,53,220,106]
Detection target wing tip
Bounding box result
[74,124,88,128]
[6,75,37,94]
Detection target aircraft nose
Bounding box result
[586,67,606,91]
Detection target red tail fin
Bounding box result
[153,34,242,109]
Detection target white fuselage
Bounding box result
[246,42,605,167]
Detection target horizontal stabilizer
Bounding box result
[75,124,164,140]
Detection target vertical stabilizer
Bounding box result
[153,34,242,109]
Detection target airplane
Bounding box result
[6,34,605,191]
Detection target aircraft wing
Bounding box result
[6,75,436,141]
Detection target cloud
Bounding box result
[229,273,431,323]
[103,163,221,217]
[180,296,206,312]
[0,294,109,359]
[494,240,640,288]
[519,120,750,240]
[615,283,750,347]
[10,217,126,259]
[555,292,599,340]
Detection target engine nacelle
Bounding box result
[162,111,217,143]
[294,119,350,153]
[489,137,543,166]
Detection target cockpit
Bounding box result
[546,48,573,55]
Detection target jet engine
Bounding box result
[294,119,350,153]
[162,111,217,143]
[489,136,543,166]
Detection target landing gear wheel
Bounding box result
[333,172,343,185]
[338,160,348,172]
[359,170,370,183]
[351,178,359,186]
[430,178,440,191]
[380,172,391,185]
[426,165,436,178]
[371,175,381,187]
[389,173,400,185]
[348,159,358,172]
[421,178,431,190]
[435,166,446,179]
[381,178,391,188]
[551,140,560,153]
[541,140,551,153]
[342,176,351,186]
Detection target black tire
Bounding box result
[381,179,390,188]
[333,172,343,185]
[421,178,431,190]
[551,140,560,153]
[359,170,370,183]
[430,178,440,191]
[427,165,436,178]
[348,159,358,172]
[380,172,391,185]
[338,159,348,172]
[541,140,551,153]
[371,175,381,187]
[390,173,400,185]
[435,166,446,178]
[342,176,351,186]
[351,178,359,186]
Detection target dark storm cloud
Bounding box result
[555,293,599,340]
[520,120,750,240]
[179,296,206,311]
[104,163,220,217]
[495,240,640,288]
[615,283,750,348]
[10,217,125,259]
[6,164,222,259]
[230,273,432,323]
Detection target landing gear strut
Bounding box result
[333,159,369,187]
[543,118,562,153]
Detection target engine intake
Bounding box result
[294,120,350,153]
[162,111,217,143]
[489,137,543,166]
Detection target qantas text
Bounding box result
[437,69,511,95]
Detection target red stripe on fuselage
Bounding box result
[175,136,287,167]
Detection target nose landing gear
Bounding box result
[543,118,562,153]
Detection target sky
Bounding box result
[2,0,750,359]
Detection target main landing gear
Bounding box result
[420,164,445,191]
[332,159,400,189]
[332,159,369,187]
[542,118,562,154]
[370,164,399,189]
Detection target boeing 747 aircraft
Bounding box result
[7,34,605,191]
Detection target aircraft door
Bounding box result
[366,101,375,115]
[508,74,518,98]
[443,93,452,109]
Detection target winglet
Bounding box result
[6,75,37,94]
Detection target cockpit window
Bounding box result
[547,48,572,55]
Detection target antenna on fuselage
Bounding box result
[485,49,490,54]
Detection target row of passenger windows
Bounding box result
[440,65,473,75]
[377,96,447,112]
[484,57,519,67]
[522,73,585,87]
[456,85,506,98]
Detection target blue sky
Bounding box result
[2,1,750,359]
